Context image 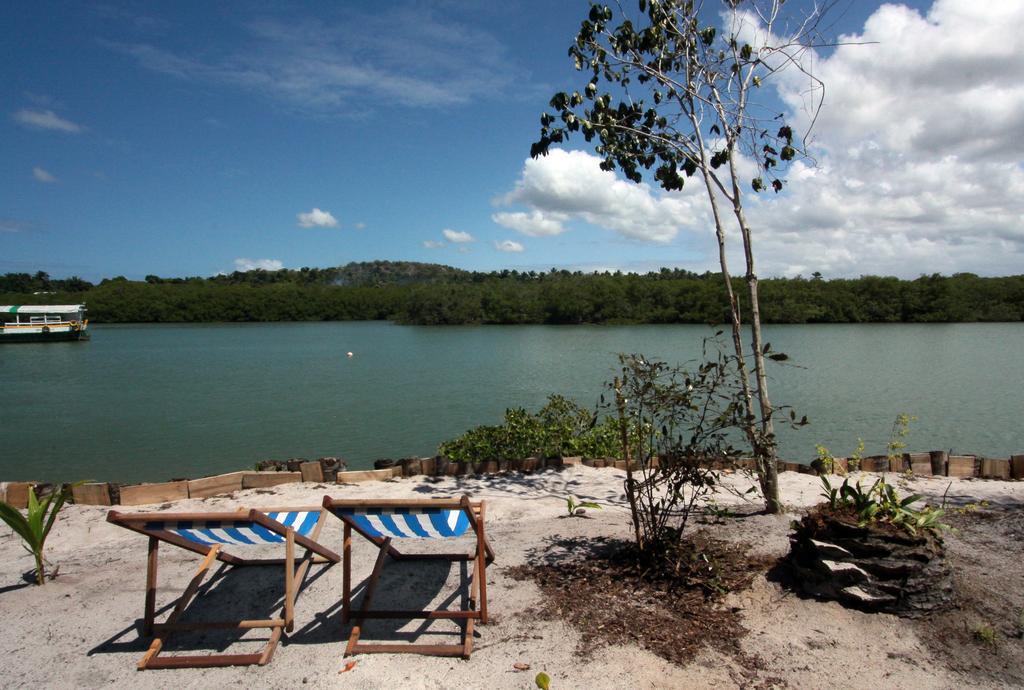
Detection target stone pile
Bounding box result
[788,509,953,617]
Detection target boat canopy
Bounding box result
[2,305,86,314]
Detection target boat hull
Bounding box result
[0,327,89,343]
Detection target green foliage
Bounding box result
[0,484,79,585]
[818,475,946,536]
[887,413,917,465]
[566,495,602,517]
[973,623,998,646]
[612,343,753,550]
[812,443,836,475]
[532,1,801,195]
[437,395,625,463]
[3,269,1022,325]
[849,438,865,472]
[535,672,551,690]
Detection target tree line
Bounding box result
[2,264,1021,324]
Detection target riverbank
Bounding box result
[1,467,1021,688]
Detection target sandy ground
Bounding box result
[0,467,1021,689]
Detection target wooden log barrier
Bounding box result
[299,461,324,483]
[241,471,302,489]
[120,481,189,506]
[72,482,113,506]
[187,472,244,499]
[946,455,977,478]
[1011,455,1024,480]
[980,458,1010,480]
[907,452,932,475]
[930,450,948,476]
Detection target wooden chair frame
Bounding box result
[106,506,340,669]
[322,495,494,659]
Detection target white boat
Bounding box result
[0,304,89,343]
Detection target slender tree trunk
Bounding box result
[726,148,782,514]
[687,103,778,512]
[615,377,644,549]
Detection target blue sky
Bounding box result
[4,0,1021,281]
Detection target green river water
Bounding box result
[2,322,1021,483]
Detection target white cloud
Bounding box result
[494,239,524,253]
[742,0,1024,277]
[12,109,83,133]
[296,208,338,228]
[442,228,474,243]
[422,240,444,249]
[493,1,1024,278]
[491,210,567,237]
[353,222,366,230]
[104,8,532,113]
[234,258,283,272]
[32,167,57,183]
[495,149,702,243]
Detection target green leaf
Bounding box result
[536,672,551,690]
[0,502,35,548]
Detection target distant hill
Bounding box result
[204,260,470,287]
[329,261,470,286]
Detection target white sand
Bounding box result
[0,467,1020,689]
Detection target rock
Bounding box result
[788,507,952,617]
[840,585,897,606]
[819,560,869,583]
[809,539,852,559]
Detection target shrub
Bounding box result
[438,395,626,463]
[611,344,756,552]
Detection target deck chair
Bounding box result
[322,495,494,659]
[106,506,339,669]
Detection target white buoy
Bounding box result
[346,351,354,358]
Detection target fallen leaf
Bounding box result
[513,663,531,671]
[339,661,358,673]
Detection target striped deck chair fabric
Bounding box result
[322,495,494,659]
[106,507,339,670]
[142,510,321,546]
[332,506,471,540]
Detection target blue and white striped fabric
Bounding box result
[144,511,319,547]
[338,508,470,539]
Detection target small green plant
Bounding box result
[566,495,602,517]
[887,413,917,467]
[813,443,836,475]
[818,475,946,536]
[535,671,551,689]
[848,438,865,472]
[0,483,79,585]
[701,497,735,522]
[973,623,998,646]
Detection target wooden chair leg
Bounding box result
[144,536,158,636]
[342,522,352,624]
[476,503,488,624]
[284,528,295,632]
[139,545,222,669]
[346,537,391,656]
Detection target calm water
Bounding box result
[2,322,1022,483]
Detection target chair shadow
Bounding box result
[291,543,479,650]
[88,558,335,658]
